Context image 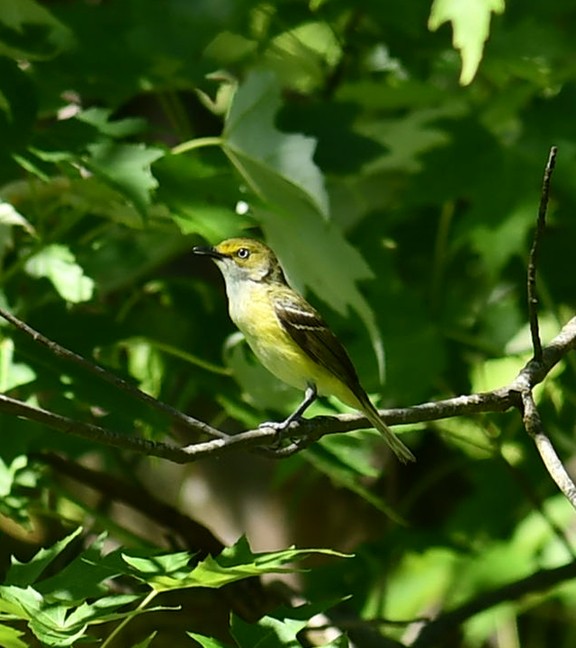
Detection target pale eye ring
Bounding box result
[237,247,250,259]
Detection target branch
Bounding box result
[517,146,576,510]
[522,387,576,508]
[0,306,226,440]
[0,393,202,462]
[527,146,557,362]
[0,151,573,493]
[1,317,575,464]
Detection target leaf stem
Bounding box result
[171,136,223,155]
[101,589,158,648]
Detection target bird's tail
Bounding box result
[357,394,415,463]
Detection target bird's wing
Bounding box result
[272,290,362,393]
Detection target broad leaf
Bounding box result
[25,244,94,303]
[429,0,505,84]
[223,69,329,219]
[123,535,347,592]
[6,528,83,587]
[85,142,164,215]
[231,613,307,648]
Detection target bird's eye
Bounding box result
[236,247,250,259]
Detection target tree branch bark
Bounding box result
[0,316,574,465]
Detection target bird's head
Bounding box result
[193,238,287,284]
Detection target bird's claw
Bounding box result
[259,418,300,449]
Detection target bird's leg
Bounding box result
[259,383,318,434]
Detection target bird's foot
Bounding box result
[259,416,301,448]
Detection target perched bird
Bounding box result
[193,238,415,463]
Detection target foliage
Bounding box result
[0,0,575,646]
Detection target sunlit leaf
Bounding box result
[223,69,329,218]
[25,244,94,303]
[0,338,36,391]
[429,0,505,84]
[123,535,348,592]
[0,624,27,648]
[187,633,232,648]
[0,201,35,235]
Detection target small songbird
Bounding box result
[193,238,415,463]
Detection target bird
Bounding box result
[193,237,415,463]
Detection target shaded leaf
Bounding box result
[6,527,83,587]
[85,142,164,215]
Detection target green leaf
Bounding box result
[0,200,35,235]
[154,152,252,238]
[85,141,164,215]
[123,536,347,593]
[428,0,505,84]
[34,534,124,602]
[131,633,159,648]
[26,594,144,646]
[0,581,145,647]
[187,633,232,648]
[317,636,349,648]
[25,244,95,303]
[0,624,28,648]
[231,613,308,648]
[222,69,329,218]
[0,455,39,524]
[0,0,74,60]
[77,107,147,138]
[0,200,36,264]
[6,527,83,587]
[0,338,36,391]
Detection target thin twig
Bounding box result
[0,306,226,440]
[527,146,557,362]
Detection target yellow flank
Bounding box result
[234,283,357,402]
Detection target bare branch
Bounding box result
[527,145,557,362]
[0,393,199,462]
[0,306,226,440]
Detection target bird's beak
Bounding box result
[193,245,225,260]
